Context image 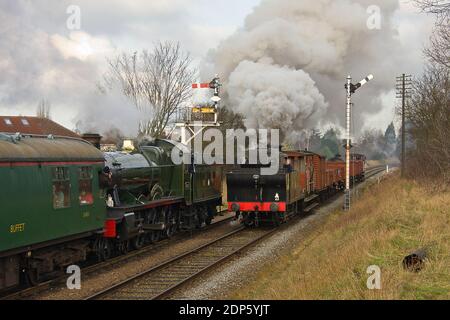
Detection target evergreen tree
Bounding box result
[384,122,396,145]
[321,128,340,158]
[308,129,322,153]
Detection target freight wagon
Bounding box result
[226,149,366,226]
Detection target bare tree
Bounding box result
[401,64,450,182]
[104,42,196,138]
[414,0,450,67]
[36,98,51,119]
[414,0,450,16]
[425,26,450,68]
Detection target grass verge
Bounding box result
[230,173,450,300]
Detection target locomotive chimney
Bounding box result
[82,133,102,149]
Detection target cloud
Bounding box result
[50,31,114,61]
[0,0,190,135]
[0,0,434,138]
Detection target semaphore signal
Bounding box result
[173,76,222,145]
[343,74,374,211]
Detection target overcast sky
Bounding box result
[0,0,435,136]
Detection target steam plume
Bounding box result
[203,0,411,142]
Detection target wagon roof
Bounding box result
[0,134,104,163]
[282,150,324,157]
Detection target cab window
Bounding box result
[52,167,71,209]
[79,166,94,205]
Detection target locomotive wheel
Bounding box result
[272,214,283,227]
[132,235,145,250]
[197,206,208,228]
[195,209,203,229]
[205,205,216,225]
[25,268,39,286]
[118,241,129,254]
[150,211,161,242]
[243,220,254,228]
[190,207,202,229]
[165,208,177,238]
[102,239,112,260]
[95,238,112,261]
[151,231,161,243]
[272,216,278,227]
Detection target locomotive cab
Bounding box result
[227,150,324,227]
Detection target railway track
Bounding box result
[1,212,234,300]
[86,227,276,300]
[364,165,387,178]
[2,166,388,300]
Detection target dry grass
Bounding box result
[230,173,450,300]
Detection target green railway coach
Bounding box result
[0,133,105,290]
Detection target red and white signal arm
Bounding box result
[192,83,211,89]
[192,83,213,107]
[191,78,221,107]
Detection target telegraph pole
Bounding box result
[344,74,374,211]
[396,74,412,178]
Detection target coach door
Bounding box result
[305,156,313,195]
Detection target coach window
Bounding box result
[79,166,94,205]
[52,167,71,209]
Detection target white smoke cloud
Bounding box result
[227,60,328,141]
[203,0,418,142]
[0,0,434,139]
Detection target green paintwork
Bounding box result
[0,136,223,255]
[111,139,222,207]
[154,139,223,205]
[191,164,223,203]
[0,135,106,253]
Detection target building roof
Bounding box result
[0,116,80,138]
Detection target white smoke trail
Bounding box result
[202,0,411,143]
